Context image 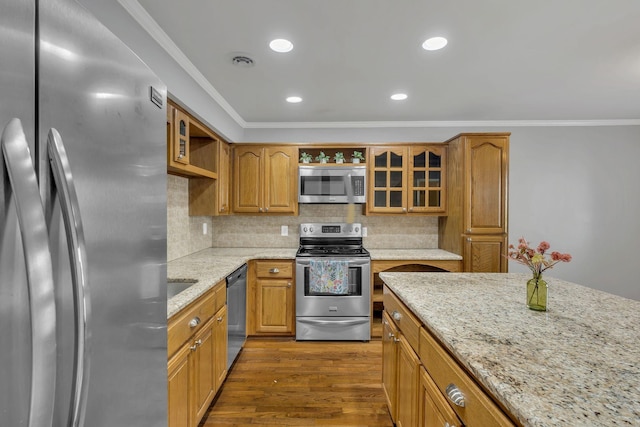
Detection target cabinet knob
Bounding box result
[287,282,292,288]
[402,207,407,213]
[189,316,201,328]
[217,316,224,322]
[388,332,395,339]
[445,383,466,407]
[392,310,401,321]
[190,339,202,351]
[221,206,225,212]
[265,207,269,212]
[178,154,184,159]
[259,208,263,212]
[269,268,280,274]
[408,208,413,212]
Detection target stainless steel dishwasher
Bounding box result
[226,264,247,370]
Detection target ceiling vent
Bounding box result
[231,55,254,67]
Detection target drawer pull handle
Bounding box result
[189,317,201,328]
[388,332,394,339]
[190,339,202,351]
[269,268,280,274]
[446,383,466,407]
[217,316,224,322]
[392,310,401,321]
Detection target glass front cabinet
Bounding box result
[367,145,446,214]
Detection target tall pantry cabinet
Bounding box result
[439,133,510,272]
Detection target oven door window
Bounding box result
[303,264,362,296]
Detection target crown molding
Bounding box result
[243,119,640,129]
[117,0,247,127]
[118,1,640,131]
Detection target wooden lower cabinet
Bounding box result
[381,312,399,422]
[248,260,295,335]
[419,367,462,427]
[213,305,228,389]
[396,335,420,427]
[383,285,515,427]
[463,234,507,272]
[168,345,190,427]
[168,282,228,427]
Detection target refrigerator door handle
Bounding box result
[1,118,57,427]
[47,128,91,427]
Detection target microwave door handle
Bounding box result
[47,128,91,427]
[1,118,57,427]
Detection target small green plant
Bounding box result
[316,151,330,162]
[334,152,345,162]
[352,150,365,160]
[299,152,313,163]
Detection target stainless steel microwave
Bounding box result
[298,165,366,204]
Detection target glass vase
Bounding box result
[527,275,547,311]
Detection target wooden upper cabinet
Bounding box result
[439,133,509,272]
[368,145,446,215]
[408,145,446,214]
[172,108,190,165]
[233,146,263,213]
[264,146,297,214]
[464,136,508,234]
[368,146,408,214]
[217,140,231,215]
[233,145,298,215]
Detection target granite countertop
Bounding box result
[379,272,640,427]
[167,247,461,318]
[167,248,297,318]
[368,248,462,261]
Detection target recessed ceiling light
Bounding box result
[269,39,294,53]
[422,36,448,51]
[286,96,302,103]
[390,93,408,101]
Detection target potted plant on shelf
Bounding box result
[334,152,345,164]
[299,152,313,163]
[316,151,330,164]
[352,150,365,163]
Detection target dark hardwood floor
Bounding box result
[200,337,394,426]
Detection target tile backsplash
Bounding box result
[168,174,439,261]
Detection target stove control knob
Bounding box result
[303,227,308,233]
[309,226,314,233]
[355,226,360,233]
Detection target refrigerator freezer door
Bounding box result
[0,1,39,426]
[38,0,168,426]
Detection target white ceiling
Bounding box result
[130,0,640,127]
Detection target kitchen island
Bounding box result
[379,272,640,426]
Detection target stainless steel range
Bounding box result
[295,223,371,341]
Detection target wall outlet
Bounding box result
[362,227,368,237]
[202,223,207,235]
[281,225,288,236]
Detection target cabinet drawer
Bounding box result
[168,291,216,358]
[214,281,226,313]
[383,286,420,351]
[419,328,514,427]
[255,261,293,278]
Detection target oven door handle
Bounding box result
[295,258,370,266]
[297,318,370,327]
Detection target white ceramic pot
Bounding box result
[352,158,361,163]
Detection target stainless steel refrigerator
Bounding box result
[1,0,168,426]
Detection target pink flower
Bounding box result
[507,237,572,276]
[537,241,550,253]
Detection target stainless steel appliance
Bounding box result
[298,165,366,204]
[226,264,247,370]
[1,1,167,426]
[295,223,371,341]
